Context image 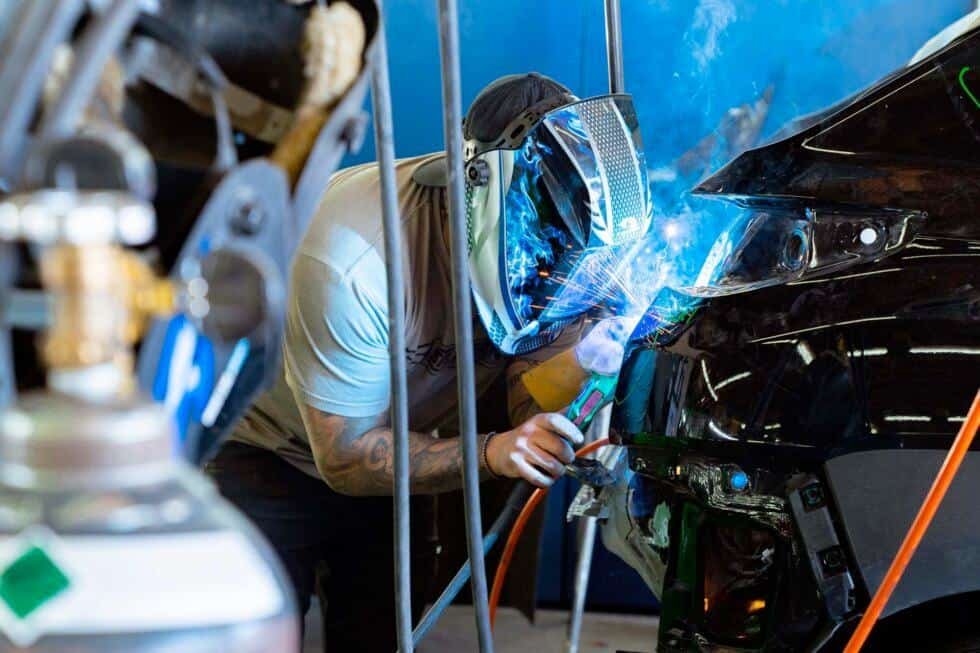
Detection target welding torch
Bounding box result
[560,312,646,481]
[410,369,621,647]
[410,317,640,647]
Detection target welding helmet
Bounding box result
[464,93,652,355]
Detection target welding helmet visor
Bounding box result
[464,94,652,355]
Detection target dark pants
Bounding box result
[206,442,431,652]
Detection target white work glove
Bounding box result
[574,316,635,376]
[486,413,584,488]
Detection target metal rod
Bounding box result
[0,244,16,408]
[39,0,142,139]
[569,5,623,634]
[130,12,236,171]
[0,327,10,409]
[436,0,494,649]
[371,7,414,651]
[412,482,534,647]
[566,517,597,653]
[0,0,85,184]
[565,405,610,652]
[593,15,625,643]
[603,0,625,94]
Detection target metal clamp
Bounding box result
[788,474,856,621]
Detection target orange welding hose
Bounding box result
[844,389,980,653]
[488,437,611,628]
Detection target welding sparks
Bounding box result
[497,84,773,346]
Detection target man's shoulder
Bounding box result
[296,151,445,279]
[326,151,446,198]
[310,151,445,233]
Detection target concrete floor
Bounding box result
[303,602,658,652]
[418,606,658,653]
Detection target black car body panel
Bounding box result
[826,449,980,620]
[608,21,980,653]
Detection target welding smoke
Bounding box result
[580,0,966,345]
[494,1,968,353]
[687,0,737,71]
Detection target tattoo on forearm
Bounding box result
[304,407,482,496]
[367,437,389,473]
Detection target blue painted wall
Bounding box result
[343,0,972,611]
[345,0,970,171]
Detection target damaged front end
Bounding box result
[582,20,980,653]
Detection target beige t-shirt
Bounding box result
[230,152,583,478]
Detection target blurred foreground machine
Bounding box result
[0,0,377,649]
[593,20,980,653]
[0,211,297,650]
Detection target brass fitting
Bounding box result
[39,244,176,395]
[1,189,174,398]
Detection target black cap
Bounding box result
[463,73,573,143]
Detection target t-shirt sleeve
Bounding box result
[282,253,391,418]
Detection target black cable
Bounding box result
[133,12,237,171]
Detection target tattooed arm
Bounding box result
[300,404,486,496]
[300,402,584,496]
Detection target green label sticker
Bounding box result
[0,545,71,620]
[0,527,76,647]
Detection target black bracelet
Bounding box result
[481,431,500,479]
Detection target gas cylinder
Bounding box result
[0,391,299,651]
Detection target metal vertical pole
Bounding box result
[567,518,598,653]
[436,0,494,650]
[569,5,626,648]
[603,0,625,94]
[565,405,609,653]
[371,7,414,651]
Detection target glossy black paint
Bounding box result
[694,28,980,242]
[612,22,980,653]
[648,24,980,456]
[663,246,978,453]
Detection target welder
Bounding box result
[205,72,652,651]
